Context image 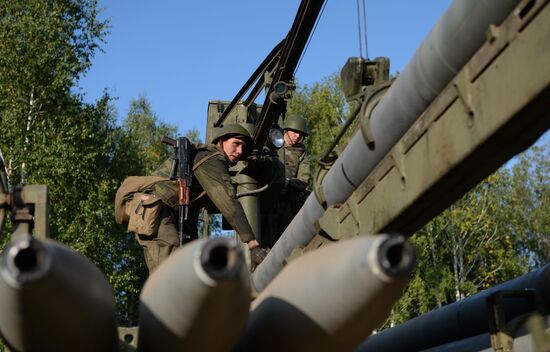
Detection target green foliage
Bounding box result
[184,128,203,145]
[384,144,549,328]
[107,96,181,323]
[0,0,164,328]
[0,0,108,181]
[118,95,177,176]
[0,0,111,245]
[507,145,550,267]
[287,73,349,159]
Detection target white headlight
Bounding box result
[268,128,284,149]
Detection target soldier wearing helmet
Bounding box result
[134,124,267,273]
[262,115,312,248]
[281,115,311,192]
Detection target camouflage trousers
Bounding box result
[135,204,202,273]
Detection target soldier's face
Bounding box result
[221,137,247,164]
[284,130,303,146]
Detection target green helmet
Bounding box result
[211,123,253,145]
[284,115,309,136]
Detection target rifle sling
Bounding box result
[189,151,224,204]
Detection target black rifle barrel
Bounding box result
[177,137,193,245]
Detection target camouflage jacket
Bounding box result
[281,143,311,191]
[153,144,255,243]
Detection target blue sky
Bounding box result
[76,0,548,148]
[77,0,453,139]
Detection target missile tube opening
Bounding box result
[13,246,38,272]
[377,235,416,279]
[123,333,134,344]
[2,236,52,286]
[209,245,229,270]
[199,238,241,281]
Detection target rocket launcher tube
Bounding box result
[0,235,118,352]
[138,237,250,352]
[252,0,520,292]
[356,264,550,352]
[322,0,519,204]
[236,235,416,352]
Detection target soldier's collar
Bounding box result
[285,142,306,149]
[214,143,233,165]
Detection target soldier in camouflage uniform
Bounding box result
[262,115,311,247]
[138,124,267,273]
[281,115,311,195]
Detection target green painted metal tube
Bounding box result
[0,235,118,352]
[236,234,415,352]
[234,173,261,240]
[138,237,250,352]
[252,0,521,292]
[357,265,550,352]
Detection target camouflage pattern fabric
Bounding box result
[282,143,310,189]
[153,144,255,241]
[135,143,257,273]
[134,204,179,273]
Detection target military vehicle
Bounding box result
[0,0,549,350]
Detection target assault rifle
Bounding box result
[162,136,193,246]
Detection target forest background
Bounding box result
[0,0,548,332]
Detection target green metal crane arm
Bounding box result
[214,40,284,127]
[252,0,326,149]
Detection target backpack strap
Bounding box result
[190,150,224,204]
[192,151,223,172]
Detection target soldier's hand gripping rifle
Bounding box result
[162,136,193,246]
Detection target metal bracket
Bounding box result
[4,184,50,240]
[487,289,537,352]
[316,203,357,240]
[118,326,139,352]
[526,313,550,352]
[453,72,475,122]
[0,192,9,241]
[313,164,331,209]
[390,143,407,189]
[359,81,392,150]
